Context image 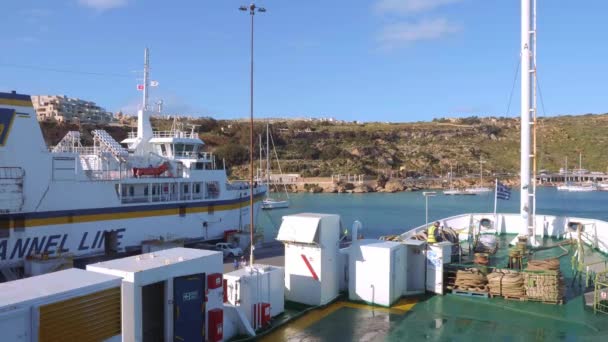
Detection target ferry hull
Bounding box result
[0,194,263,267]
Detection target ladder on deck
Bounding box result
[92,130,129,161]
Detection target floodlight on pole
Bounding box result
[239,2,266,267]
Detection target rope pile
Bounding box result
[474,235,498,254]
[454,268,488,292]
[526,259,560,271]
[487,269,525,297]
[524,258,564,302]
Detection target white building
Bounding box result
[32,95,113,123]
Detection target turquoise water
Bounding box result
[258,187,608,241]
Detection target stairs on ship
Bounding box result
[92,129,129,161]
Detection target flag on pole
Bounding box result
[496,182,511,200]
[137,84,144,91]
[150,80,159,87]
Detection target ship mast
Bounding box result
[520,0,537,241]
[142,47,150,111]
[136,48,153,146]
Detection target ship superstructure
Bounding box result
[0,49,265,271]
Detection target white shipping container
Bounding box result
[277,213,341,306]
[349,240,407,307]
[224,264,285,330]
[0,268,122,342]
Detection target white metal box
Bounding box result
[426,241,453,295]
[402,239,426,295]
[224,264,284,330]
[0,268,122,342]
[87,247,223,342]
[349,240,407,307]
[277,213,341,306]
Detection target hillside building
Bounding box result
[31,95,113,123]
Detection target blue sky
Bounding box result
[1,0,607,122]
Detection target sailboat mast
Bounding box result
[520,0,535,237]
[259,134,262,179]
[480,157,483,186]
[266,123,270,186]
[450,164,453,188]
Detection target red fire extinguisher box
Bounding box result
[208,308,223,342]
[253,303,271,328]
[208,273,223,290]
[261,303,271,326]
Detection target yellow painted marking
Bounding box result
[21,196,263,228]
[261,298,418,342]
[0,98,33,107]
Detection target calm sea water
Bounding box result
[257,187,608,241]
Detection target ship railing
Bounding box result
[51,146,98,154]
[0,167,25,179]
[174,151,199,159]
[85,170,130,180]
[149,130,199,139]
[226,181,251,191]
[174,152,214,161]
[121,192,204,204]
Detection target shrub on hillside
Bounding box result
[214,143,249,166]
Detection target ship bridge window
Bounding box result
[184,184,189,193]
[160,144,167,156]
[174,144,195,157]
[205,181,220,199]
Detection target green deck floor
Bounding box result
[260,235,608,341]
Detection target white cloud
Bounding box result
[375,0,464,15]
[378,18,460,49]
[78,0,130,11]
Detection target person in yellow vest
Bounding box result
[427,221,440,244]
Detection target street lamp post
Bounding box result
[239,3,266,267]
[422,191,437,230]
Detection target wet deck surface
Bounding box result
[258,235,608,341]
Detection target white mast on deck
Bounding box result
[520,0,537,240]
[142,48,150,111]
[136,48,154,153]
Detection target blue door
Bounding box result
[174,273,205,342]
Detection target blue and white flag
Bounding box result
[496,182,511,200]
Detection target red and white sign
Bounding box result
[301,254,319,281]
[137,84,144,91]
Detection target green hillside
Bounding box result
[39,114,608,178]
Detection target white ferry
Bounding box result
[0,50,265,273]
